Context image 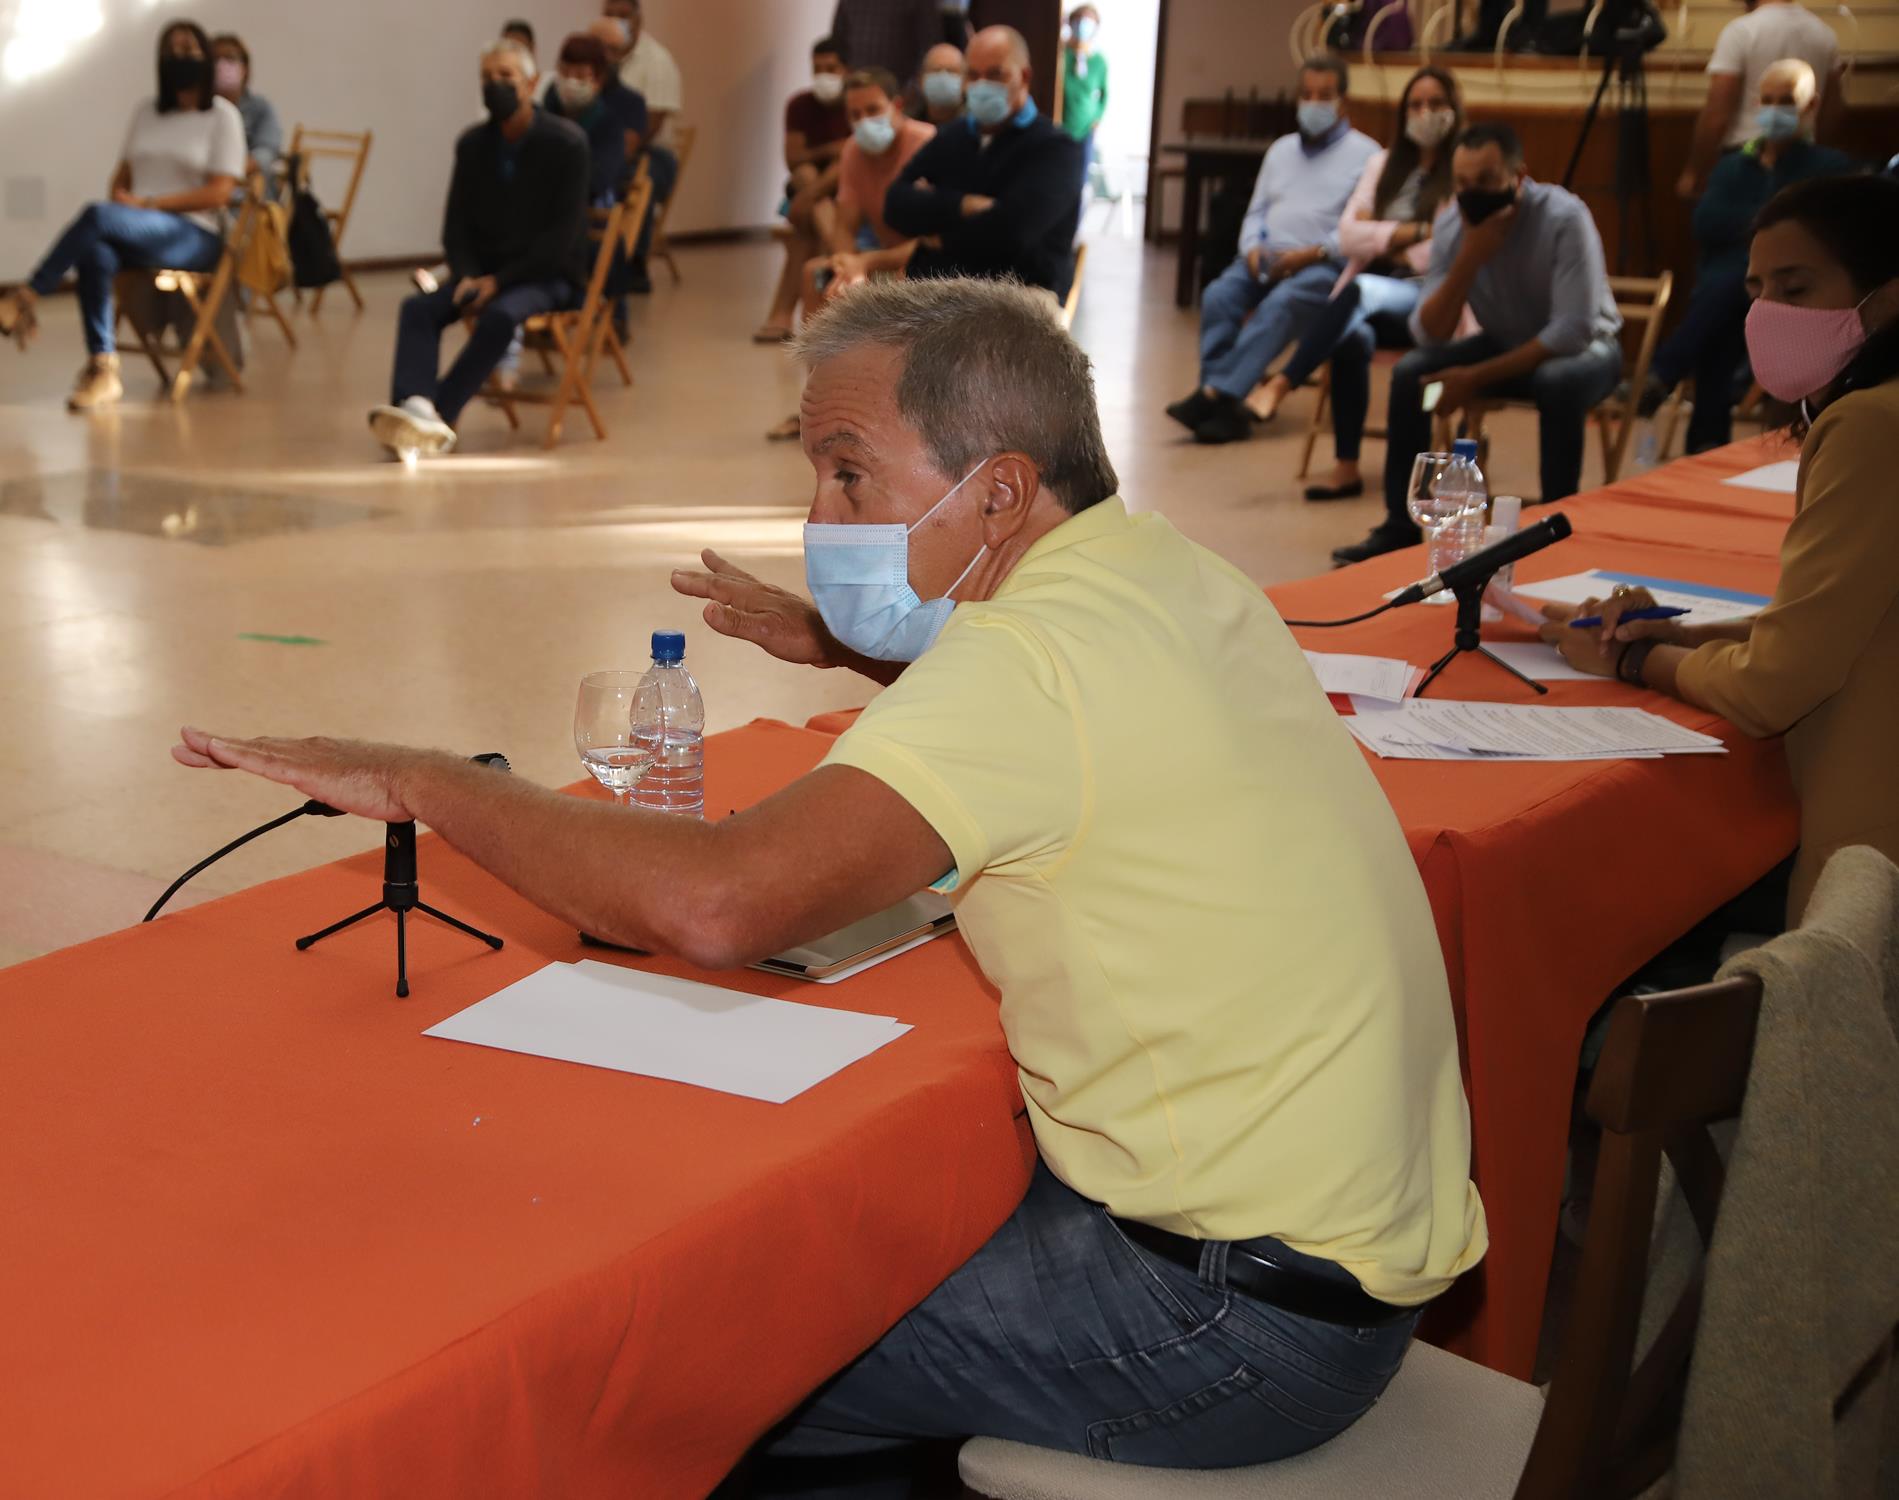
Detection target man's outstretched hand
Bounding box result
[671,548,843,669]
[172,727,436,821]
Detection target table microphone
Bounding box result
[1390,513,1573,608]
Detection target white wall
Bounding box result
[0,0,833,275]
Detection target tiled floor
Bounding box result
[0,229,1573,965]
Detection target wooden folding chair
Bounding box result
[286,125,373,313]
[1652,378,1768,464]
[596,158,653,386]
[479,175,653,448]
[650,124,696,286]
[1432,273,1674,490]
[1060,242,1088,332]
[114,190,264,401]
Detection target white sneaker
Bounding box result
[367,395,456,459]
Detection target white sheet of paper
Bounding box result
[424,961,910,1103]
[1344,701,1724,762]
[1720,459,1799,494]
[1482,641,1601,683]
[1516,570,1768,625]
[1303,651,1419,703]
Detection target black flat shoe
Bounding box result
[1330,527,1420,566]
[1303,479,1364,501]
[1165,389,1216,431]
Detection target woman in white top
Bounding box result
[1256,66,1463,500]
[0,21,245,411]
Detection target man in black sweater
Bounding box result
[884,25,1082,294]
[370,40,590,457]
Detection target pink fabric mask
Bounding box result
[1744,293,1872,403]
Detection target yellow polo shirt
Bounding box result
[821,497,1486,1304]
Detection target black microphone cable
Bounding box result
[1281,599,1399,630]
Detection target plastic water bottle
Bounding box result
[1427,438,1489,585]
[630,630,705,817]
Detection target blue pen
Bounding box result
[1568,605,1691,629]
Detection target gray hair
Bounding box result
[482,37,537,79]
[794,278,1119,516]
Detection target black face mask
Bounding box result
[159,54,211,100]
[482,81,520,122]
[1457,187,1517,226]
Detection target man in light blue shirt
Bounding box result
[1166,56,1378,444]
[1336,122,1622,563]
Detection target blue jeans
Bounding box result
[1197,256,1342,399]
[1649,263,1749,453]
[1380,332,1624,535]
[1279,273,1421,463]
[391,279,574,426]
[29,201,224,356]
[748,1161,1418,1498]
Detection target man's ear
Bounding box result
[980,453,1043,544]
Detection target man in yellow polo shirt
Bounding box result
[171,277,1483,1491]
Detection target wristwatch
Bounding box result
[1616,638,1659,686]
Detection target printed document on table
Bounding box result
[1720,459,1799,494]
[1517,569,1769,625]
[425,961,909,1103]
[1345,701,1726,761]
[1303,651,1420,703]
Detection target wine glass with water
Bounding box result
[1405,451,1483,589]
[575,670,651,804]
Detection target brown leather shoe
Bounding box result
[0,288,39,351]
[66,354,123,412]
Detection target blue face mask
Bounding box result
[966,79,1014,128]
[1296,99,1338,138]
[853,112,897,155]
[803,462,989,662]
[1755,104,1801,142]
[922,69,964,110]
[1073,17,1097,42]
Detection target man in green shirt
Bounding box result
[1061,5,1107,194]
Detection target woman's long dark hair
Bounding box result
[156,21,215,113]
[1372,66,1461,224]
[1753,173,1899,424]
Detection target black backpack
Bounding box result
[283,153,342,289]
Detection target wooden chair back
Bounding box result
[651,124,696,285]
[1514,975,1762,1499]
[286,126,373,313]
[116,186,266,400]
[1061,242,1088,332]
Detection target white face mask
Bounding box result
[1405,107,1456,149]
[555,75,600,112]
[812,72,845,104]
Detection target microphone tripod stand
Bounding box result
[296,820,503,997]
[1415,578,1551,699]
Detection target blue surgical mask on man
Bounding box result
[922,70,964,110]
[966,79,1015,128]
[1296,99,1338,139]
[853,111,897,155]
[803,462,990,662]
[1755,103,1801,142]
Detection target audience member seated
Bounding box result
[1633,58,1852,454]
[366,40,588,459]
[913,42,966,124]
[542,32,634,206]
[182,276,1485,1487]
[0,20,243,412]
[1678,0,1842,201]
[1162,55,1377,445]
[603,0,682,294]
[1541,175,1899,922]
[1334,123,1621,564]
[500,18,536,65]
[830,0,941,91]
[582,19,653,170]
[209,33,282,183]
[1258,64,1463,499]
[758,37,854,343]
[885,27,1084,295]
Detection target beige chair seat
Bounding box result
[959,1340,1543,1500]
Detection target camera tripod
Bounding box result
[1562,23,1657,272]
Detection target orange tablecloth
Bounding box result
[0,722,1033,1500]
[809,440,1800,1380]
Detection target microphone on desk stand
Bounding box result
[1284,513,1574,697]
[146,751,513,998]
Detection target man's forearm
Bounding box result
[1685,103,1725,181]
[1463,337,1552,390]
[1418,259,1478,341]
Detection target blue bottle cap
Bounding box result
[1452,438,1479,460]
[651,629,685,664]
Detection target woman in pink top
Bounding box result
[1254,66,1463,499]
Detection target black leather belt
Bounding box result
[1113,1218,1414,1328]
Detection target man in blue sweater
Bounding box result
[883,26,1083,295]
[1167,56,1378,445]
